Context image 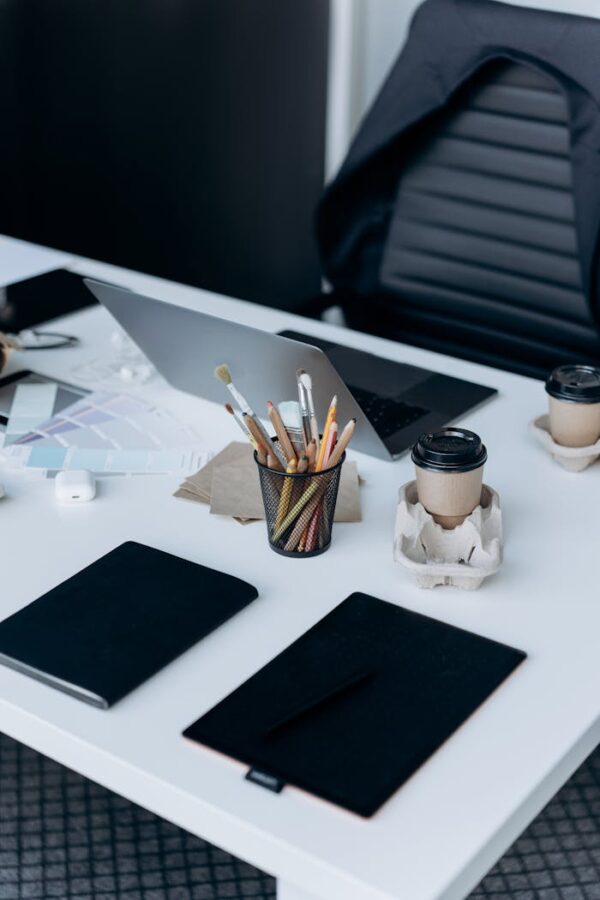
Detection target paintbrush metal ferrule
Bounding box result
[300,371,320,453]
[299,371,316,417]
[296,379,311,449]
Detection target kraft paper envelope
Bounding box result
[182,441,250,501]
[209,461,361,523]
[174,442,256,523]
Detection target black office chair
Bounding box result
[316,0,600,379]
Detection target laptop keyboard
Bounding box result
[347,386,429,439]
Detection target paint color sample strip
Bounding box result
[6,384,58,440]
[1,444,209,475]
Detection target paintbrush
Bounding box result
[224,403,256,447]
[296,369,312,450]
[297,369,320,454]
[214,364,286,466]
[278,401,304,454]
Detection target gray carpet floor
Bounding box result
[1,731,600,900]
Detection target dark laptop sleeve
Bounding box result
[0,542,259,708]
[184,592,525,817]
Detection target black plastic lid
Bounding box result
[545,365,600,404]
[411,428,487,473]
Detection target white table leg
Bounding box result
[277,881,318,900]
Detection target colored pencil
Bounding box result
[243,414,283,470]
[316,394,337,470]
[325,418,356,469]
[274,458,297,532]
[267,401,296,463]
[306,438,317,471]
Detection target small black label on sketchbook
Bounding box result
[246,767,284,793]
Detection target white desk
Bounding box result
[1,234,599,900]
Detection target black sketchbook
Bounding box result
[184,593,526,818]
[0,542,258,708]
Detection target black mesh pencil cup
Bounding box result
[255,448,346,557]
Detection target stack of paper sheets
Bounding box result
[1,388,208,476]
[175,442,362,524]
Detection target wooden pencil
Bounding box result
[267,401,296,463]
[296,453,309,474]
[244,414,284,470]
[274,458,297,533]
[316,394,337,470]
[306,439,317,471]
[324,418,356,469]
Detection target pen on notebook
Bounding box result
[297,369,320,454]
[214,364,286,467]
[316,394,337,470]
[267,401,296,463]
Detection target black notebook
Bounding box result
[184,593,526,817]
[0,542,258,708]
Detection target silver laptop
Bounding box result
[85,279,496,460]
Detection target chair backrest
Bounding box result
[368,58,600,377]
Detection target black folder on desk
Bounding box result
[0,542,258,709]
[184,593,526,817]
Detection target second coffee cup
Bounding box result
[411,428,487,529]
[545,365,600,448]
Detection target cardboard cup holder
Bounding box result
[393,480,502,590]
[530,415,600,472]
